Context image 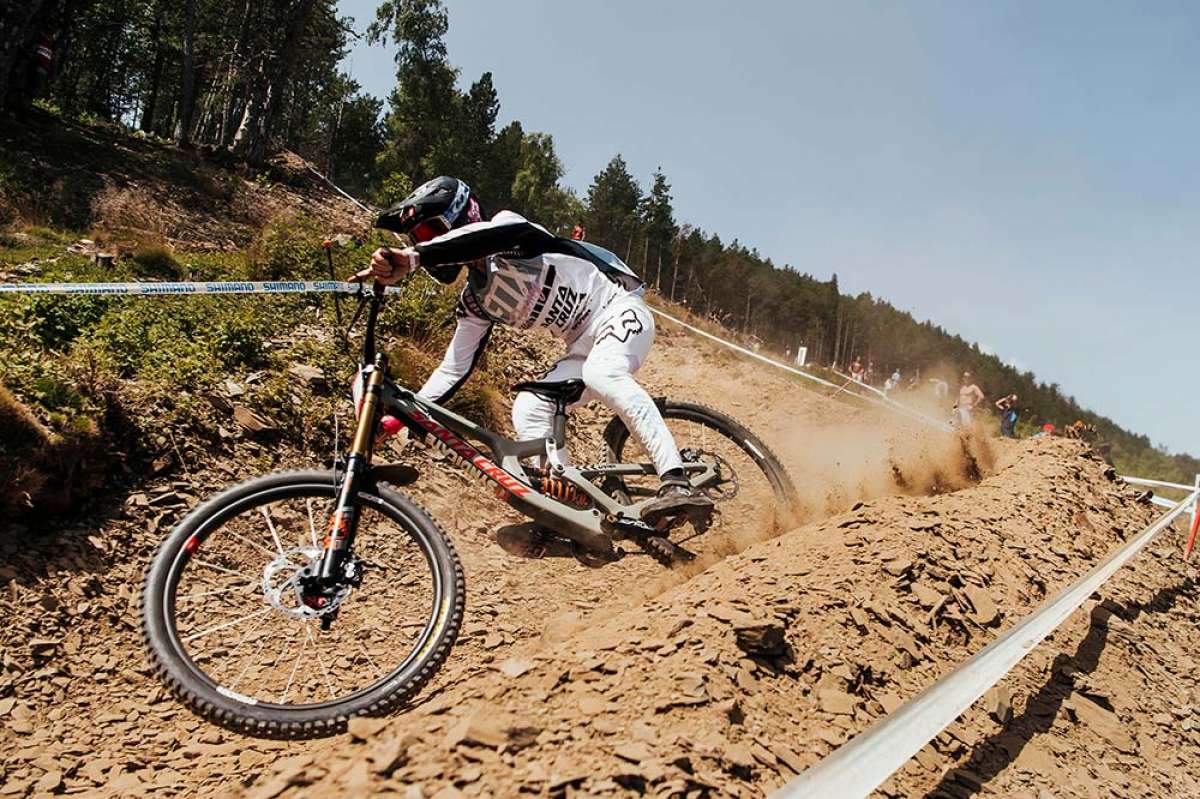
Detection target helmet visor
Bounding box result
[409,216,450,244]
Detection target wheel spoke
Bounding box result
[261,507,285,554]
[177,583,254,602]
[305,498,319,548]
[227,622,276,694]
[278,628,310,704]
[194,559,247,578]
[228,529,277,559]
[183,607,272,644]
[306,623,339,701]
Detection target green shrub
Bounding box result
[130,243,181,278]
[248,213,327,280]
[377,270,459,345]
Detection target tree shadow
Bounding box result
[924,576,1197,798]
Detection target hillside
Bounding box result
[1,318,1196,798]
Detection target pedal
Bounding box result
[641,535,696,566]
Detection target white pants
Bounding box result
[511,295,683,475]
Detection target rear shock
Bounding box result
[534,471,592,509]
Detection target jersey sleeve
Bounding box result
[417,296,494,404]
[415,211,557,267]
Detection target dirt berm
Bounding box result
[1,328,1196,798]
[242,438,1197,799]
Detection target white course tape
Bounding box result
[1122,475,1198,493]
[773,489,1200,799]
[306,165,377,215]
[0,280,367,296]
[649,307,953,432]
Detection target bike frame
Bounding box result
[316,284,717,585]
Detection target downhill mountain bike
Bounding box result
[142,282,798,739]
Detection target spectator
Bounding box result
[884,368,901,396]
[850,356,865,383]
[995,393,1019,438]
[956,371,985,427]
[1032,422,1056,439]
[571,222,587,241]
[866,360,876,384]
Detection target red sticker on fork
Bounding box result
[184,534,200,553]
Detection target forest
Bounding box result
[2,0,1196,483]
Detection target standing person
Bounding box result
[571,222,587,241]
[356,176,713,532]
[995,393,1019,438]
[956,371,985,427]
[850,356,865,383]
[884,368,901,396]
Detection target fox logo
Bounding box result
[596,308,644,344]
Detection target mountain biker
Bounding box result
[353,176,713,529]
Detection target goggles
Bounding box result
[408,215,451,244]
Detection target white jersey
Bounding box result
[415,211,643,403]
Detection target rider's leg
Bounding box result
[510,351,586,458]
[578,301,681,475]
[578,298,712,526]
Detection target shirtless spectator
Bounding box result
[956,371,985,427]
[850,356,865,383]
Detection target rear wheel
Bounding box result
[603,400,799,554]
[141,470,463,739]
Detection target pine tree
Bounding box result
[370,0,458,182]
[640,168,676,287]
[510,132,578,234]
[584,154,643,260]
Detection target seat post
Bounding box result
[551,400,569,449]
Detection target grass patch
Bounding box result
[130,243,182,278]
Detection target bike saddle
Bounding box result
[511,378,586,405]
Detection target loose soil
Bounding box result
[1,323,1195,799]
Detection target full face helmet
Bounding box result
[375,176,484,283]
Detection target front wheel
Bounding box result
[141,469,464,739]
[603,400,800,547]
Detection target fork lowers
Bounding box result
[535,473,592,509]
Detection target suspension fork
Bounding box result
[318,357,384,585]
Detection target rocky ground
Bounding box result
[1,323,1195,799]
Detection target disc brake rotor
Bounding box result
[262,546,349,619]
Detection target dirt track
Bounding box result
[1,326,1196,798]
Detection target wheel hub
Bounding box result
[262,546,350,619]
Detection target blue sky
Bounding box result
[338,1,1199,457]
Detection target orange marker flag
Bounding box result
[1185,497,1200,560]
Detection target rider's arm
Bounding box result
[417,300,494,404]
[415,211,556,267]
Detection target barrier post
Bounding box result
[1188,474,1200,560]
